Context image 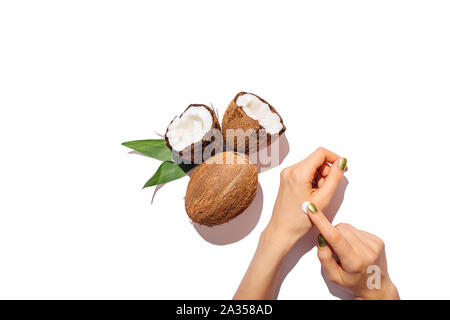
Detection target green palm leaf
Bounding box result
[143,161,196,188]
[122,139,172,162]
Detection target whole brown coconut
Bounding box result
[221,92,286,154]
[165,104,222,164]
[185,152,258,227]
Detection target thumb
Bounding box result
[315,158,347,205]
[317,234,343,285]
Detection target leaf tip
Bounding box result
[142,181,154,189]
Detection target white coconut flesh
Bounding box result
[166,106,213,151]
[236,93,283,135]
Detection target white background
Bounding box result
[1,1,449,299]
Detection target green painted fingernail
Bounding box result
[338,158,347,171]
[318,234,327,247]
[307,202,318,214]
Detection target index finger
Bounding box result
[302,201,355,260]
[303,147,340,174]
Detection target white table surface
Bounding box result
[1,1,449,299]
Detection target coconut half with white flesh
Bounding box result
[165,104,222,163]
[221,92,286,154]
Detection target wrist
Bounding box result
[357,279,400,300]
[380,280,400,300]
[260,224,300,258]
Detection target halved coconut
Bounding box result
[165,104,222,164]
[221,92,286,154]
[185,152,258,226]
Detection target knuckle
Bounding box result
[376,238,385,250]
[297,159,306,168]
[318,249,332,261]
[315,146,326,154]
[336,223,348,230]
[366,252,378,265]
[280,168,290,180]
[292,166,303,175]
[327,231,342,244]
[351,258,365,272]
[292,168,307,182]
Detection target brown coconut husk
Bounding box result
[165,104,222,164]
[185,152,258,227]
[221,92,286,154]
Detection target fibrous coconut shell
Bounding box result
[221,92,286,154]
[185,152,258,227]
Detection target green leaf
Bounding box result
[143,161,197,188]
[122,139,172,161]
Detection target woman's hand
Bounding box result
[306,203,399,300]
[234,147,347,299]
[264,147,347,252]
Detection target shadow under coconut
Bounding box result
[192,183,264,245]
[254,133,290,174]
[272,177,350,299]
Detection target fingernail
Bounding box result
[318,234,327,247]
[302,201,318,214]
[302,201,317,214]
[338,158,347,171]
[307,202,318,214]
